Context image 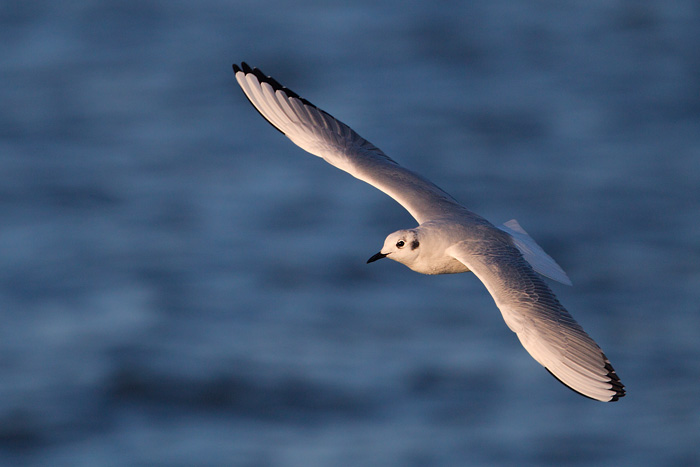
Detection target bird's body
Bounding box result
[377,219,498,275]
[232,62,625,402]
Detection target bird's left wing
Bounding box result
[233,63,464,224]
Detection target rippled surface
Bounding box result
[1,1,699,465]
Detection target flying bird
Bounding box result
[232,62,625,402]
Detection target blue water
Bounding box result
[1,1,699,465]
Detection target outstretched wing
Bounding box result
[447,239,625,402]
[233,63,464,224]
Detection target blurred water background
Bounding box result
[1,1,699,465]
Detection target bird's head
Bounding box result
[367,229,421,267]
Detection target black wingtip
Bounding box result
[232,62,339,137]
[603,354,626,401]
[544,358,626,402]
[232,62,286,136]
[232,62,320,109]
[232,62,255,75]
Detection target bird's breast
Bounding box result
[409,255,471,275]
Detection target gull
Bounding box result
[232,62,625,402]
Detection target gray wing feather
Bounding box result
[233,63,463,224]
[447,239,625,402]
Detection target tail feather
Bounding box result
[499,219,572,286]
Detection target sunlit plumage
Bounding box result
[233,62,624,402]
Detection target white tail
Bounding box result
[499,219,572,286]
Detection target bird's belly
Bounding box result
[412,257,471,275]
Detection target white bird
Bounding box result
[232,62,625,402]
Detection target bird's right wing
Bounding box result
[447,239,625,402]
[233,63,464,224]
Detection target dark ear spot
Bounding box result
[411,240,419,250]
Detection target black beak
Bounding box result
[367,252,388,264]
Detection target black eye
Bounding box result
[396,240,405,248]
